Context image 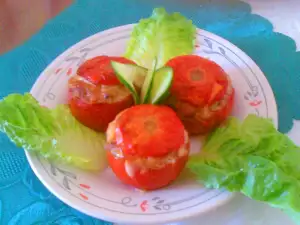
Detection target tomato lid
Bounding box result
[77,56,135,86]
[114,105,185,157]
[167,55,229,106]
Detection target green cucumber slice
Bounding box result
[140,59,157,104]
[149,66,173,104]
[111,61,147,104]
[140,68,155,104]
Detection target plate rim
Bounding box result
[27,24,278,224]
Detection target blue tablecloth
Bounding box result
[1,0,300,224]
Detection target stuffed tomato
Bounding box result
[106,105,190,190]
[68,56,135,132]
[166,55,234,135]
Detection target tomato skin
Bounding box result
[77,56,135,85]
[68,94,133,132]
[166,55,235,135]
[115,105,185,157]
[68,56,135,132]
[106,105,190,190]
[179,91,234,134]
[107,151,189,190]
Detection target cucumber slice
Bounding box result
[140,60,157,104]
[149,66,173,104]
[111,61,147,104]
[140,68,155,104]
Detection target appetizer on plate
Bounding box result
[1,7,300,224]
[166,55,234,135]
[106,104,190,190]
[68,56,135,131]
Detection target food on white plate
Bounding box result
[0,94,107,171]
[1,6,300,223]
[106,104,190,190]
[166,55,235,135]
[68,56,135,132]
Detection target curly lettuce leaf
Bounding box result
[125,8,196,69]
[187,115,300,222]
[0,94,107,171]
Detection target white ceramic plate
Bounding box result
[27,24,278,225]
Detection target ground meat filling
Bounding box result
[69,75,131,104]
[168,76,233,123]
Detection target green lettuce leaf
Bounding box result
[125,8,196,69]
[187,115,300,222]
[0,93,107,171]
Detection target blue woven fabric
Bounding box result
[0,0,299,224]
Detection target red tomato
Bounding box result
[166,55,235,135]
[106,105,190,190]
[68,56,135,132]
[68,95,133,132]
[77,56,135,85]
